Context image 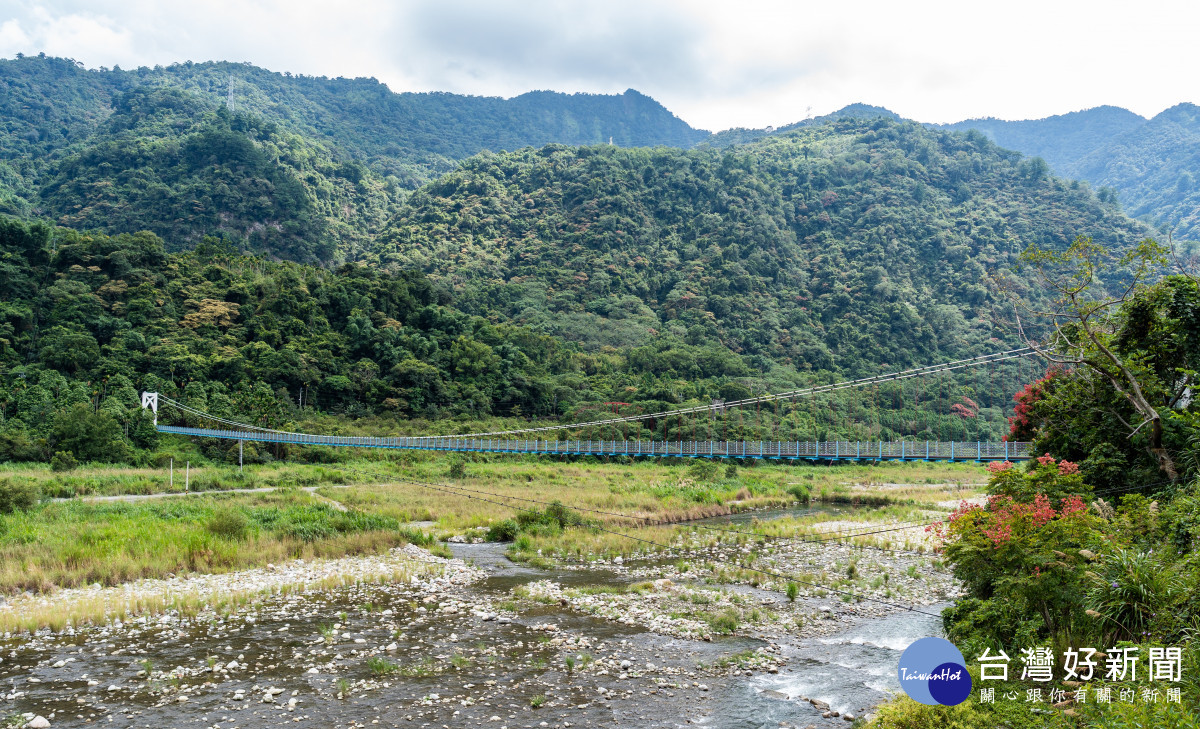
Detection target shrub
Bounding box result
[0,479,41,514]
[50,450,78,472]
[686,459,720,482]
[724,464,738,479]
[1086,547,1179,643]
[787,483,810,503]
[0,426,43,462]
[487,519,520,541]
[786,582,798,602]
[987,453,1090,504]
[50,405,132,463]
[448,457,466,479]
[206,508,249,540]
[936,466,1102,646]
[708,609,740,634]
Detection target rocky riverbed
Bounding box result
[1,513,956,729]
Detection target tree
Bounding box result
[1011,236,1191,480]
[50,404,132,463]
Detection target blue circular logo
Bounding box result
[897,637,972,706]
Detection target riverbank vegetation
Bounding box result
[0,488,434,594]
[875,248,1200,727]
[0,457,977,598]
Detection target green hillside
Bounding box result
[0,55,710,262]
[946,104,1200,240]
[1067,103,1200,239]
[34,87,401,263]
[0,58,1172,466]
[372,117,1149,373]
[942,106,1145,175]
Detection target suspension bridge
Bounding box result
[142,347,1040,463]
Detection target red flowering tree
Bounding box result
[1007,369,1060,441]
[950,396,978,419]
[932,454,1099,646]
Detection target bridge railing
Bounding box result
[156,426,1032,461]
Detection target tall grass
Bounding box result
[0,461,377,498]
[0,490,414,593]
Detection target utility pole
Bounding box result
[226,76,235,111]
[239,440,244,475]
[170,458,174,490]
[185,461,190,492]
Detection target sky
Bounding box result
[0,0,1196,132]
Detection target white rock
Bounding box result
[107,685,120,692]
[386,643,398,652]
[307,667,320,674]
[225,660,239,670]
[613,556,623,565]
[27,717,51,729]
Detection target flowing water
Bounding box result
[692,604,948,727]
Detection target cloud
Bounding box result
[393,1,711,96]
[0,4,138,66]
[0,0,1196,131]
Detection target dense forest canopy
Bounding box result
[945,104,1200,240]
[0,54,1191,267]
[375,117,1149,374]
[0,55,706,230]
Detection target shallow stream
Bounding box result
[1,506,944,728]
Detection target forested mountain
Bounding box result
[0,55,708,262]
[701,104,900,149]
[36,88,403,263]
[2,54,1192,264]
[703,101,1200,243]
[0,212,1039,466]
[1066,103,1200,239]
[0,57,704,191]
[945,104,1200,240]
[373,117,1148,374]
[942,106,1145,174]
[0,55,1176,465]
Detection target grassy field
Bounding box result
[0,461,369,498]
[317,456,984,524]
[0,454,986,596]
[0,488,433,594]
[315,456,984,560]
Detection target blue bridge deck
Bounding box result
[157,426,1032,462]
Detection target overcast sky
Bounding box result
[1,0,1195,131]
